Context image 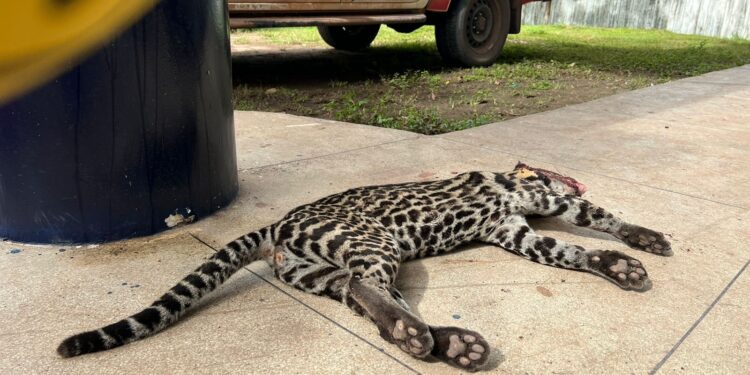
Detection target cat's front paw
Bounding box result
[617,225,672,256]
[587,250,652,291]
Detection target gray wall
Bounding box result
[521,0,750,39]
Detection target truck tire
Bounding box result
[435,0,510,66]
[317,25,380,51]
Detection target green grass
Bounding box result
[506,25,750,78]
[252,27,324,45]
[232,25,750,134]
[252,25,436,49]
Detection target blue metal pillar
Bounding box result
[0,0,237,243]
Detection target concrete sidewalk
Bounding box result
[2,66,748,374]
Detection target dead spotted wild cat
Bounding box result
[58,162,671,371]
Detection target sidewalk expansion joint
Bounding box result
[188,232,421,375]
[238,135,423,173]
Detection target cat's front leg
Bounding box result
[483,214,653,291]
[525,193,672,256]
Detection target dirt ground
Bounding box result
[230,26,748,134]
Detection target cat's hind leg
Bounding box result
[347,277,490,371]
[347,277,434,358]
[273,247,439,357]
[343,236,489,370]
[388,286,411,312]
[384,285,491,370]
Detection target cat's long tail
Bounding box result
[56,226,274,358]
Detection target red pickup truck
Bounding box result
[229,0,546,66]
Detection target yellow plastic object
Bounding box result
[0,0,158,104]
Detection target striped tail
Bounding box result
[57,226,273,358]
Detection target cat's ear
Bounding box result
[513,162,537,179]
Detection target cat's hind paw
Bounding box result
[390,319,434,358]
[430,326,489,371]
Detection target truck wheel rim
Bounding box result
[466,0,494,48]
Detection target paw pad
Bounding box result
[391,319,433,358]
[619,226,673,256]
[588,250,652,291]
[432,327,490,371]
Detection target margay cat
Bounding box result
[58,163,672,371]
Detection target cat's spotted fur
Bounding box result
[57,163,672,371]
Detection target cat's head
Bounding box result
[514,162,587,197]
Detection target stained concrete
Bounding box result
[1,65,748,374]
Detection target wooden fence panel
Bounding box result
[522,0,750,39]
